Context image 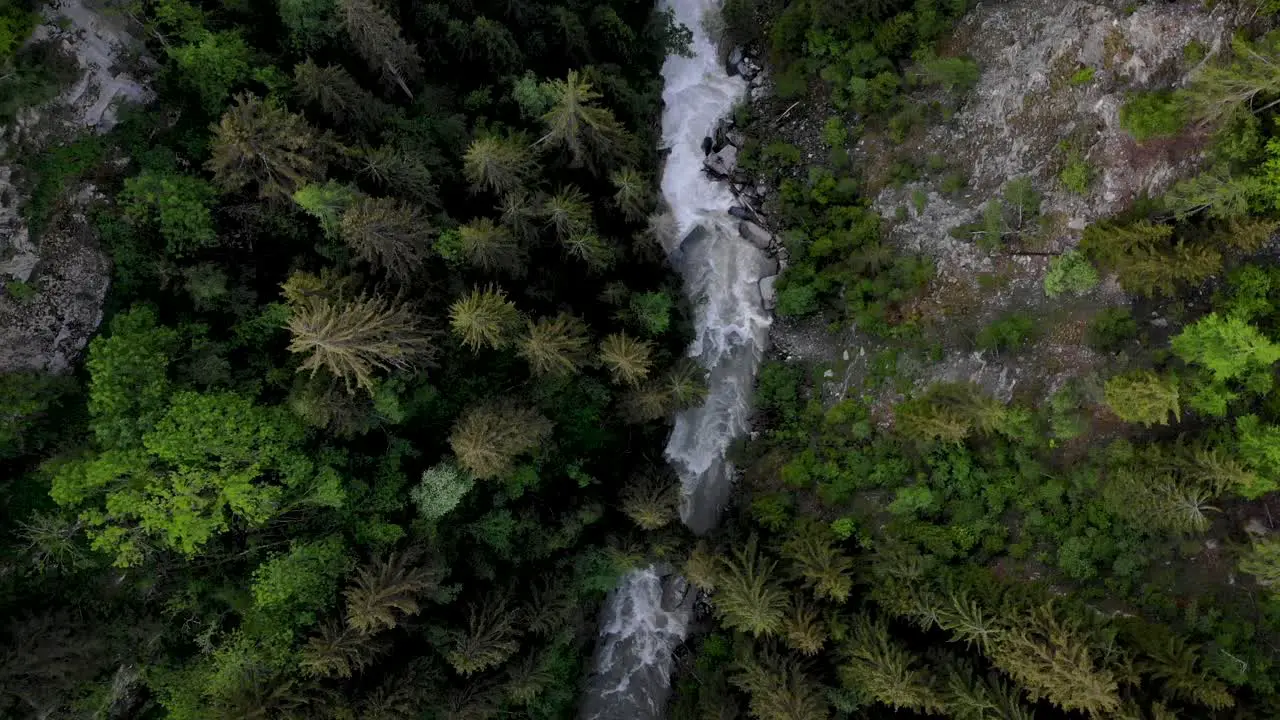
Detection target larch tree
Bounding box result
[207,93,328,201]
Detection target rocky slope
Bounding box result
[0,0,150,374]
[766,0,1242,406]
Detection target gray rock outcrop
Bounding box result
[0,0,151,374]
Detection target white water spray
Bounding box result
[580,0,774,716]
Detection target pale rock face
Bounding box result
[0,0,151,374]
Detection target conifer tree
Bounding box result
[339,197,433,282]
[987,602,1121,715]
[286,291,431,394]
[448,400,552,480]
[464,134,537,196]
[538,70,631,172]
[713,536,788,637]
[1105,370,1181,426]
[498,190,541,241]
[781,529,854,603]
[839,615,943,713]
[620,472,680,530]
[208,93,328,201]
[458,217,522,275]
[300,621,384,678]
[446,598,520,676]
[599,332,654,386]
[541,185,593,240]
[610,167,652,221]
[1240,536,1280,587]
[293,59,383,128]
[449,286,521,352]
[355,145,438,204]
[344,551,441,633]
[517,314,591,377]
[731,652,831,720]
[784,600,828,656]
[1186,34,1280,126]
[337,0,422,96]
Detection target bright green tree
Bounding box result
[1105,370,1181,426]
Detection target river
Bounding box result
[577,0,774,715]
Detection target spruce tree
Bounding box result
[448,400,552,480]
[286,292,431,393]
[449,286,521,352]
[599,332,654,386]
[464,134,537,196]
[207,93,327,201]
[339,197,433,282]
[518,314,591,377]
[337,0,422,96]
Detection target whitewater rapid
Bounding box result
[578,0,774,717]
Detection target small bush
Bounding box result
[821,117,848,147]
[4,279,36,303]
[1069,66,1095,86]
[1044,251,1100,298]
[917,56,980,92]
[1060,156,1091,194]
[776,281,819,317]
[1086,306,1138,353]
[976,312,1039,353]
[1119,91,1186,141]
[911,188,928,215]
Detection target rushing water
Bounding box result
[579,0,774,716]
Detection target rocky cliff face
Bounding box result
[0,0,150,374]
[768,0,1240,406]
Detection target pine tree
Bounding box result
[713,536,788,637]
[610,167,652,221]
[458,217,522,274]
[207,93,327,201]
[446,598,520,676]
[1104,370,1181,426]
[449,286,521,352]
[599,332,654,386]
[781,529,854,603]
[344,550,441,633]
[286,292,431,393]
[464,134,537,196]
[517,314,591,376]
[620,472,680,530]
[538,70,631,172]
[337,0,422,97]
[449,400,552,480]
[339,197,432,282]
[300,621,384,678]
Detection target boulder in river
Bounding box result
[739,220,772,250]
[759,276,777,311]
[703,145,737,177]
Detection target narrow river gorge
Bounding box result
[578,0,775,716]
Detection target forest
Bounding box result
[3,0,1280,718]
